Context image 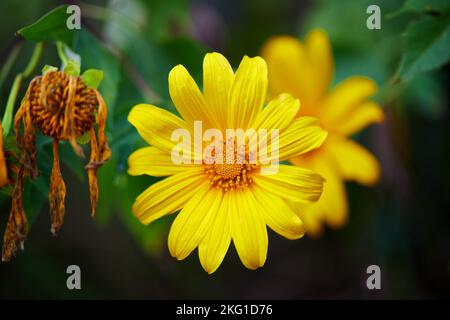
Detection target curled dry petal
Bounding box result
[95,91,111,164]
[84,93,111,216]
[14,87,38,179]
[87,127,99,216]
[1,166,28,261]
[49,139,66,235]
[0,121,8,188]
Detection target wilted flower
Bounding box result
[1,70,110,261]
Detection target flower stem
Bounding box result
[0,43,22,91]
[2,42,43,137]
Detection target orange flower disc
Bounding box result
[28,71,97,140]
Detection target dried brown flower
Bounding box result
[1,71,110,261]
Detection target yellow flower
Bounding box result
[261,29,383,236]
[128,53,328,273]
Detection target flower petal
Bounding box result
[128,104,189,154]
[128,146,196,177]
[251,186,305,240]
[169,64,216,127]
[229,190,268,270]
[168,186,223,260]
[327,136,381,185]
[267,116,327,161]
[320,76,378,126]
[290,154,348,230]
[261,35,320,111]
[132,168,207,225]
[199,193,232,274]
[305,29,333,97]
[203,52,234,130]
[292,203,325,237]
[228,56,267,129]
[318,173,348,229]
[253,164,324,205]
[251,93,300,132]
[335,101,384,136]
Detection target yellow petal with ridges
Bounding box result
[169,64,216,128]
[251,186,306,240]
[228,56,267,129]
[253,165,325,204]
[132,168,207,225]
[251,93,300,132]
[128,104,190,155]
[128,146,196,176]
[229,190,268,270]
[199,193,232,274]
[168,186,223,260]
[203,52,234,130]
[267,116,327,161]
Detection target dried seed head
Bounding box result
[28,71,97,140]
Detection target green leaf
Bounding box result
[81,69,104,89]
[17,5,77,45]
[396,14,450,81]
[399,0,450,14]
[41,64,58,74]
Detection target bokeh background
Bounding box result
[0,0,449,299]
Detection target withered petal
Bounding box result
[49,139,66,235]
[87,128,99,217]
[1,167,28,261]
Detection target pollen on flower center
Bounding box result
[204,139,257,192]
[214,162,243,180]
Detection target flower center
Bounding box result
[28,71,98,140]
[204,140,257,192]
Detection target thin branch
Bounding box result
[2,42,43,136]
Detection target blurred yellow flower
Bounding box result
[261,30,383,236]
[128,52,328,273]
